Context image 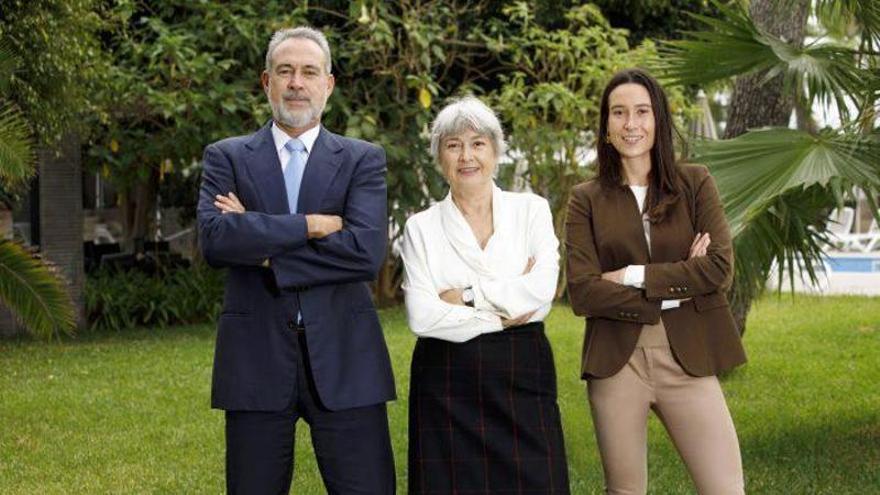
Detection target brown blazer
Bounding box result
[565,164,746,378]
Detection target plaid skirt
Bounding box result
[408,322,570,494]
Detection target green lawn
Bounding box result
[1,296,879,494]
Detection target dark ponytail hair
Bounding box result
[597,68,684,223]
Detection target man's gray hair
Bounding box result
[265,26,332,74]
[430,96,507,162]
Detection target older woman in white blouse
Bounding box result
[401,96,570,494]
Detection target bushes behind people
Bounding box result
[85,264,224,332]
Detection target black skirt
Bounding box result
[408,322,570,494]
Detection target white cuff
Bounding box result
[623,265,645,288]
[661,299,681,311]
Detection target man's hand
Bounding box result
[502,310,537,328]
[306,214,343,239]
[601,267,626,284]
[215,192,245,214]
[689,232,711,259]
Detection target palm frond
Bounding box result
[729,185,836,306]
[0,102,35,184]
[654,5,778,85]
[692,128,880,235]
[655,1,874,120]
[0,39,20,93]
[0,240,77,339]
[773,42,868,120]
[816,0,880,50]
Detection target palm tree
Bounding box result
[654,0,880,334]
[0,41,76,339]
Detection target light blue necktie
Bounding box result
[283,139,307,325]
[283,138,307,214]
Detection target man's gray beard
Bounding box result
[271,99,324,129]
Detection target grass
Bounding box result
[1,296,879,494]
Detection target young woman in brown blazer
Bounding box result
[565,68,747,494]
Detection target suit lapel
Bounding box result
[245,123,291,214]
[298,127,343,213]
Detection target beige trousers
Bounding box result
[587,321,744,495]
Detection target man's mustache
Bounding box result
[282,92,310,101]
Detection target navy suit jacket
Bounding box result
[197,122,396,412]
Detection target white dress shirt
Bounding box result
[401,185,560,343]
[623,185,681,310]
[271,121,321,170]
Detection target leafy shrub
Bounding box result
[85,263,224,331]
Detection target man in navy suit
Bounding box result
[197,26,396,494]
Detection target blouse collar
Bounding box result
[438,183,504,276]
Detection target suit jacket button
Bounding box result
[287,320,296,330]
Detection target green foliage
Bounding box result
[0,103,33,188]
[816,0,880,49]
[85,264,224,332]
[0,41,34,204]
[657,1,874,122]
[694,128,880,310]
[592,0,722,44]
[0,241,77,339]
[694,129,880,235]
[0,0,108,145]
[0,38,77,340]
[87,1,279,193]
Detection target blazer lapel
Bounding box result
[244,123,290,214]
[297,126,343,213]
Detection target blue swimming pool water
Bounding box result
[825,256,880,273]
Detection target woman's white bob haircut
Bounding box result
[429,96,507,163]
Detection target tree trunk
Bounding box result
[117,169,159,251]
[723,0,810,139]
[38,132,85,328]
[724,0,810,334]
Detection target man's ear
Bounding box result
[326,73,335,96]
[261,71,270,94]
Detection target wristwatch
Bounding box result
[462,286,475,307]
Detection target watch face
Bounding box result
[463,288,474,303]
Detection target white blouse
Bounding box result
[400,185,560,343]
